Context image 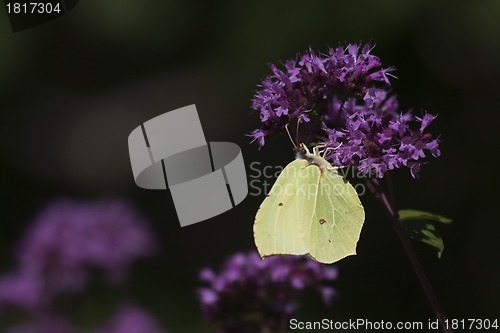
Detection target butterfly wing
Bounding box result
[254,159,317,258]
[304,168,365,263]
[254,157,365,264]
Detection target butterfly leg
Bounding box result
[321,147,335,158]
[313,145,326,156]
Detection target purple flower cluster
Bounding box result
[0,199,157,311]
[250,43,440,177]
[198,251,337,333]
[0,271,49,311]
[91,304,166,333]
[3,304,166,333]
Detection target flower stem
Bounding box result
[366,178,452,333]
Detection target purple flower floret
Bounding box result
[250,43,440,178]
[198,251,337,333]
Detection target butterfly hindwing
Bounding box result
[306,168,365,263]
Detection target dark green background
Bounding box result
[1,1,499,331]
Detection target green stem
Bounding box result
[366,178,452,333]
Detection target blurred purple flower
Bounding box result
[198,251,337,333]
[0,271,49,311]
[5,315,76,333]
[91,304,166,333]
[250,43,440,178]
[18,199,157,288]
[0,199,157,311]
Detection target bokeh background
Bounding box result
[1,0,499,331]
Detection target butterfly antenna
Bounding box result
[295,118,301,145]
[305,132,313,145]
[285,123,297,148]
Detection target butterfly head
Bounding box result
[296,143,311,159]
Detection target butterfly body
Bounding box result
[296,143,335,174]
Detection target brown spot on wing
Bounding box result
[319,218,326,225]
[278,202,283,206]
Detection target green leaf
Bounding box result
[398,209,452,224]
[401,220,445,258]
[398,209,451,258]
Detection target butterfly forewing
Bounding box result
[254,159,314,257]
